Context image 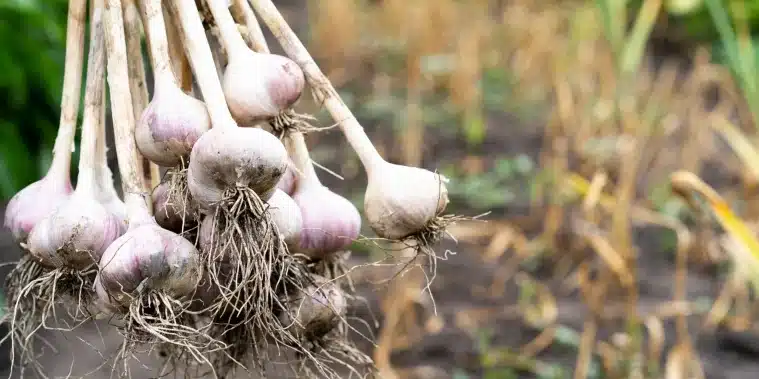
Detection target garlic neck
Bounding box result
[207,0,249,61]
[141,0,176,87]
[125,192,155,228]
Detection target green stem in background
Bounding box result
[596,0,626,58]
[705,0,759,129]
[620,0,663,75]
[733,1,759,126]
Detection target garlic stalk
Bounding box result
[122,0,157,191]
[232,0,269,54]
[252,0,451,250]
[3,0,87,242]
[95,93,128,226]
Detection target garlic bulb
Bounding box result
[286,134,360,258]
[279,275,347,341]
[205,0,305,126]
[4,175,72,243]
[365,162,449,240]
[94,222,202,311]
[187,127,287,209]
[136,81,210,167]
[27,192,124,270]
[292,182,360,258]
[152,181,197,233]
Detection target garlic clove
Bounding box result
[267,189,302,249]
[4,175,73,243]
[292,184,360,258]
[187,127,287,209]
[26,191,124,270]
[136,83,211,167]
[364,162,449,240]
[279,275,346,340]
[223,52,305,126]
[94,223,201,310]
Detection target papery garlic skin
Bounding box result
[223,53,305,126]
[187,127,287,209]
[26,192,123,270]
[4,176,73,243]
[279,275,346,340]
[94,223,201,311]
[136,83,211,167]
[267,189,302,249]
[292,184,360,258]
[364,163,450,240]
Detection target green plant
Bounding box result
[0,0,71,200]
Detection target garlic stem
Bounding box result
[164,4,192,92]
[123,0,149,121]
[122,0,152,193]
[105,0,151,223]
[168,0,237,129]
[50,0,87,182]
[287,131,319,187]
[97,87,107,171]
[76,0,107,195]
[140,0,176,86]
[207,0,250,60]
[250,0,384,173]
[237,0,269,53]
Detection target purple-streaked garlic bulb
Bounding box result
[94,220,201,311]
[267,188,302,249]
[4,174,73,244]
[135,0,210,168]
[205,0,304,127]
[287,134,360,258]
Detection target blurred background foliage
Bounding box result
[0,0,69,199]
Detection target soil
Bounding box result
[5,2,759,379]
